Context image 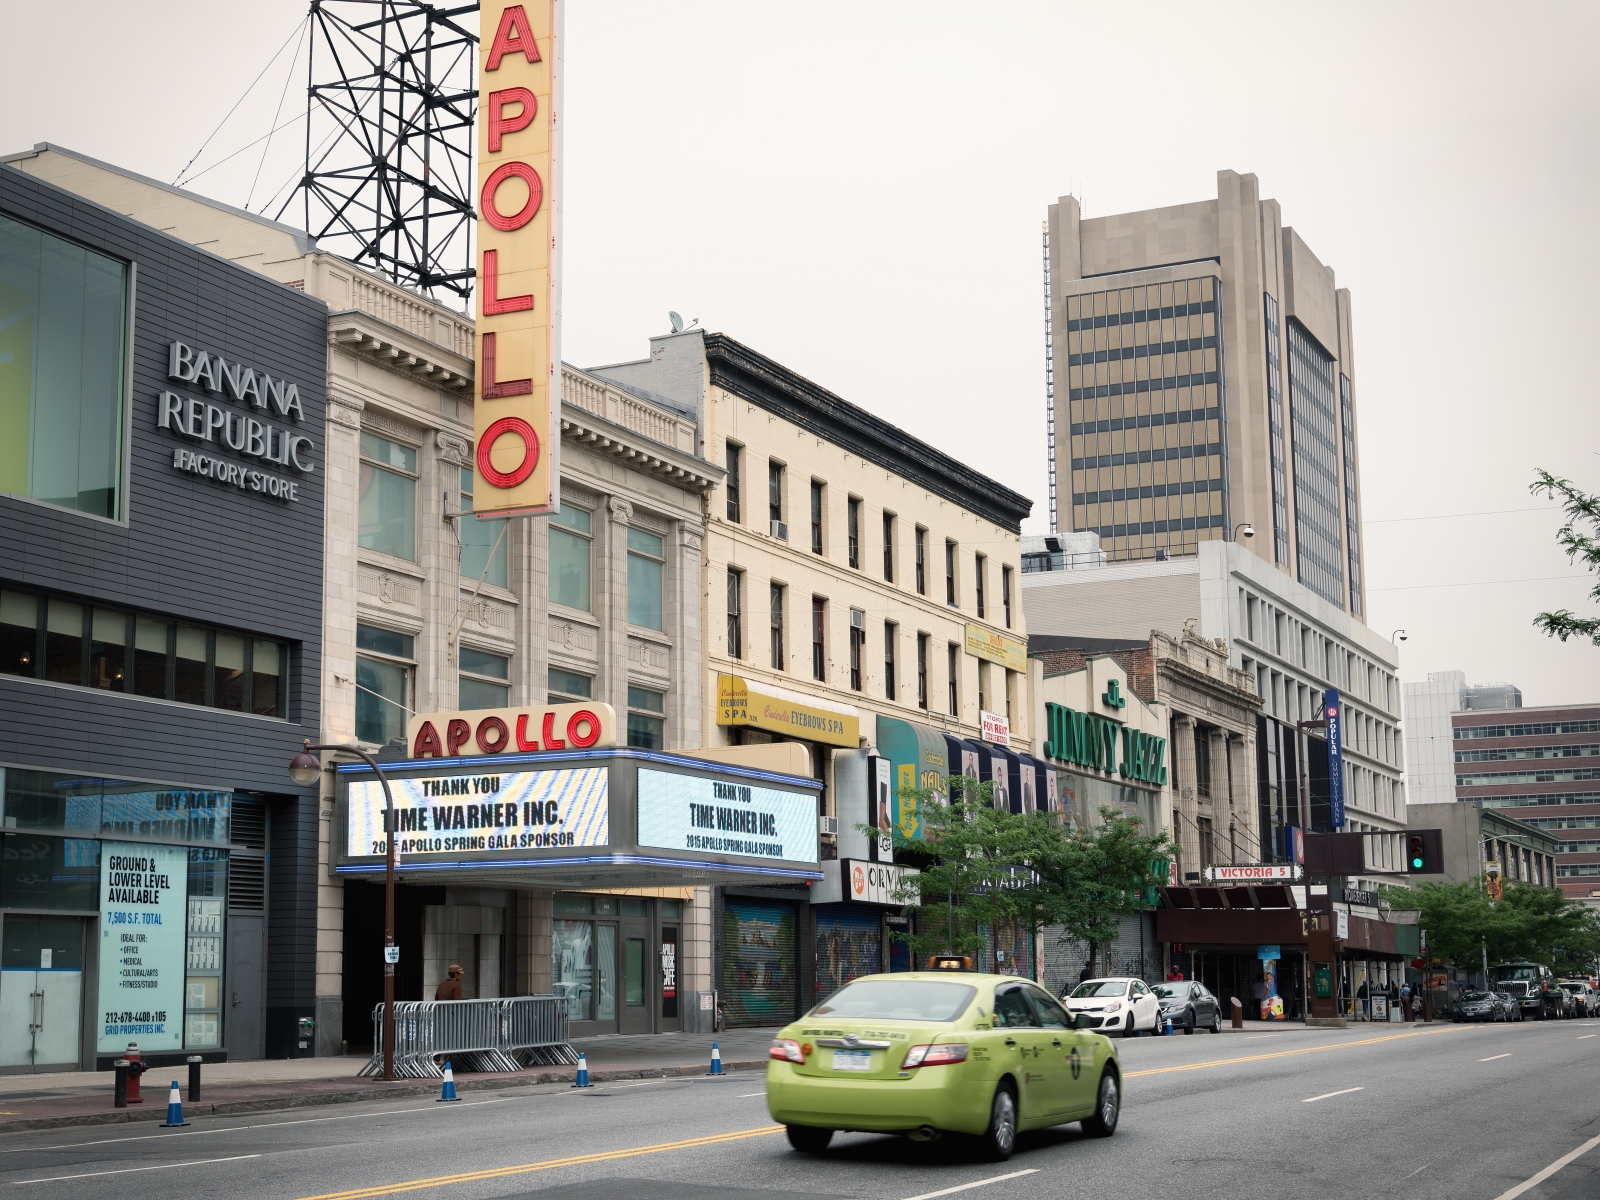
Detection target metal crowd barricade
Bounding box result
[359,995,576,1078]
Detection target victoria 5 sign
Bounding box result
[474,2,561,515]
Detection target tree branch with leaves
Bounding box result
[1529,469,1600,644]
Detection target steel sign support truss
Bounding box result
[288,0,481,303]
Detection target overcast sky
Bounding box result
[5,1,1599,708]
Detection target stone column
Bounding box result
[603,497,633,727]
[1227,730,1258,862]
[1173,716,1200,877]
[674,521,705,750]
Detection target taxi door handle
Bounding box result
[1051,1038,1062,1047]
[1004,1038,1016,1047]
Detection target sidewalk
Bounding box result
[0,1027,781,1134]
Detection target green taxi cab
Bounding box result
[766,969,1121,1160]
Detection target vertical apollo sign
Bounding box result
[1325,688,1344,830]
[474,1,561,515]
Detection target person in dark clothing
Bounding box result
[435,963,464,1001]
[1079,963,1095,983]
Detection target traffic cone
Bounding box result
[1164,1017,1173,1036]
[571,1053,592,1088]
[707,1043,723,1076]
[437,1062,460,1102]
[161,1080,190,1128]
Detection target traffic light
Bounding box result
[1405,829,1444,874]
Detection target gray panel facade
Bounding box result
[0,167,326,1065]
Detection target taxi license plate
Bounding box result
[831,1049,871,1071]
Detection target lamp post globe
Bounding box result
[288,741,322,786]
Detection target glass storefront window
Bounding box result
[2,768,102,832]
[185,850,226,1050]
[358,433,418,561]
[1,771,231,845]
[0,833,100,910]
[625,937,645,1007]
[553,893,594,914]
[552,918,593,1021]
[458,468,508,588]
[626,528,664,630]
[0,211,129,520]
[549,504,592,612]
[595,924,616,1021]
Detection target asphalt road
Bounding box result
[4,1019,1599,1200]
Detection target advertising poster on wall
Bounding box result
[97,842,187,1053]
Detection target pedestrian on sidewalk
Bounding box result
[1357,979,1370,1021]
[1079,962,1095,984]
[435,964,464,1001]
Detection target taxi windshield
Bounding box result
[1071,980,1131,998]
[808,980,977,1022]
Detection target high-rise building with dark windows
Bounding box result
[1047,170,1367,619]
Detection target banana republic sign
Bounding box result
[155,340,317,503]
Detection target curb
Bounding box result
[0,1060,770,1133]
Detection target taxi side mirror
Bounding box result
[1074,1013,1093,1030]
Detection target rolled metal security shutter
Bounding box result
[814,904,883,1002]
[722,900,798,1027]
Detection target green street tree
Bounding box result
[1529,469,1600,644]
[1382,877,1600,975]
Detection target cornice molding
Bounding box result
[560,401,721,494]
[329,309,473,391]
[703,333,1032,534]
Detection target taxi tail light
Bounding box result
[902,1042,968,1069]
[770,1039,805,1064]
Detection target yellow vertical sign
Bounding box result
[474,1,561,515]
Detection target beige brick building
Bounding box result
[1048,169,1366,620]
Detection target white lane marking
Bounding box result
[602,1080,672,1089]
[1406,1162,1434,1179]
[1480,1053,1513,1061]
[15,1154,260,1185]
[738,1092,765,1098]
[1579,1034,1596,1040]
[1302,1087,1364,1103]
[0,1094,527,1155]
[1490,1130,1600,1200]
[901,1169,1039,1200]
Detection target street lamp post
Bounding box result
[289,739,398,1082]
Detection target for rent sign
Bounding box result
[97,842,187,1053]
[473,1,561,516]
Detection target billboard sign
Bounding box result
[474,0,561,515]
[1326,688,1345,829]
[636,768,819,865]
[97,842,188,1053]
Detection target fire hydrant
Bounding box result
[124,1043,146,1104]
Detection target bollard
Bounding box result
[113,1059,129,1109]
[160,1080,190,1128]
[1230,996,1244,1030]
[707,1043,724,1076]
[188,1056,203,1104]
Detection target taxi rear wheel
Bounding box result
[785,1125,833,1155]
[1081,1071,1120,1138]
[977,1083,1017,1161]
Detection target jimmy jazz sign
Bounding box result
[155,341,316,502]
[1042,700,1168,785]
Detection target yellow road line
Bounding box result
[1125,1024,1468,1077]
[294,1125,784,1200]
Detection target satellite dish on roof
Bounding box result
[668,311,684,333]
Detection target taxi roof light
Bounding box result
[928,954,973,971]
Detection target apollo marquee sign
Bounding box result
[155,340,317,502]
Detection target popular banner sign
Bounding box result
[474,0,561,516]
[346,766,608,858]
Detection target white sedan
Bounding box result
[1062,977,1161,1037]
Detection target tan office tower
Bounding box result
[1047,170,1365,618]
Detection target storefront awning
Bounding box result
[716,674,860,747]
[334,746,824,888]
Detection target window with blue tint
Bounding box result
[0,834,101,910]
[627,683,666,750]
[1263,293,1290,567]
[459,646,511,711]
[101,784,231,845]
[548,667,592,704]
[626,527,664,631]
[1285,320,1345,609]
[459,467,508,588]
[358,433,418,561]
[2,769,103,832]
[0,212,128,519]
[549,503,592,612]
[355,623,413,746]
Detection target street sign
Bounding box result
[383,946,400,964]
[1341,887,1378,907]
[1326,689,1345,829]
[1335,910,1349,940]
[1202,864,1303,882]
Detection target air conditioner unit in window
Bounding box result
[849,609,865,630]
[770,519,788,541]
[818,815,838,835]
